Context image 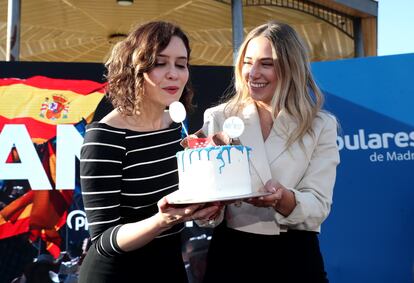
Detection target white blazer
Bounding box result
[201,103,340,235]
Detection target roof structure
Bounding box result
[0,0,378,65]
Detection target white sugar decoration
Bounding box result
[169,101,188,136]
[223,116,245,138]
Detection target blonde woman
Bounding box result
[201,21,340,282]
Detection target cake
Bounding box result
[170,145,253,203]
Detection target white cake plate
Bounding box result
[167,191,272,205]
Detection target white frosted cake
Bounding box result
[171,145,253,203]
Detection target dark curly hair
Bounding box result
[105,21,194,116]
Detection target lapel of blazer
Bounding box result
[238,103,272,185]
[266,109,298,165]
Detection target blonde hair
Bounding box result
[225,21,324,147]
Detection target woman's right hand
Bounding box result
[180,134,199,148]
[157,197,221,229]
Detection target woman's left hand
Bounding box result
[245,180,284,209]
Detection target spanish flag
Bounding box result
[0,76,106,142]
[0,75,105,258]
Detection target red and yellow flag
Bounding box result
[0,190,33,239]
[0,76,106,142]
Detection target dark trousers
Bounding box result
[203,224,328,283]
[79,234,188,283]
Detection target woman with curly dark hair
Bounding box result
[78,21,219,283]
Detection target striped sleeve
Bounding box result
[80,124,126,256]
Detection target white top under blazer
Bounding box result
[200,102,340,235]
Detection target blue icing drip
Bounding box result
[179,145,252,175]
[216,145,233,174]
[243,146,252,160]
[205,147,215,160]
[181,147,214,172]
[189,149,197,164]
[177,152,185,172]
[233,145,252,161]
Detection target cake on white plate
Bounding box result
[166,105,267,204]
[168,144,265,204]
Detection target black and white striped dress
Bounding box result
[78,122,188,282]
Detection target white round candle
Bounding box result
[169,101,187,123]
[223,116,245,138]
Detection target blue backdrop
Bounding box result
[312,53,414,283]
